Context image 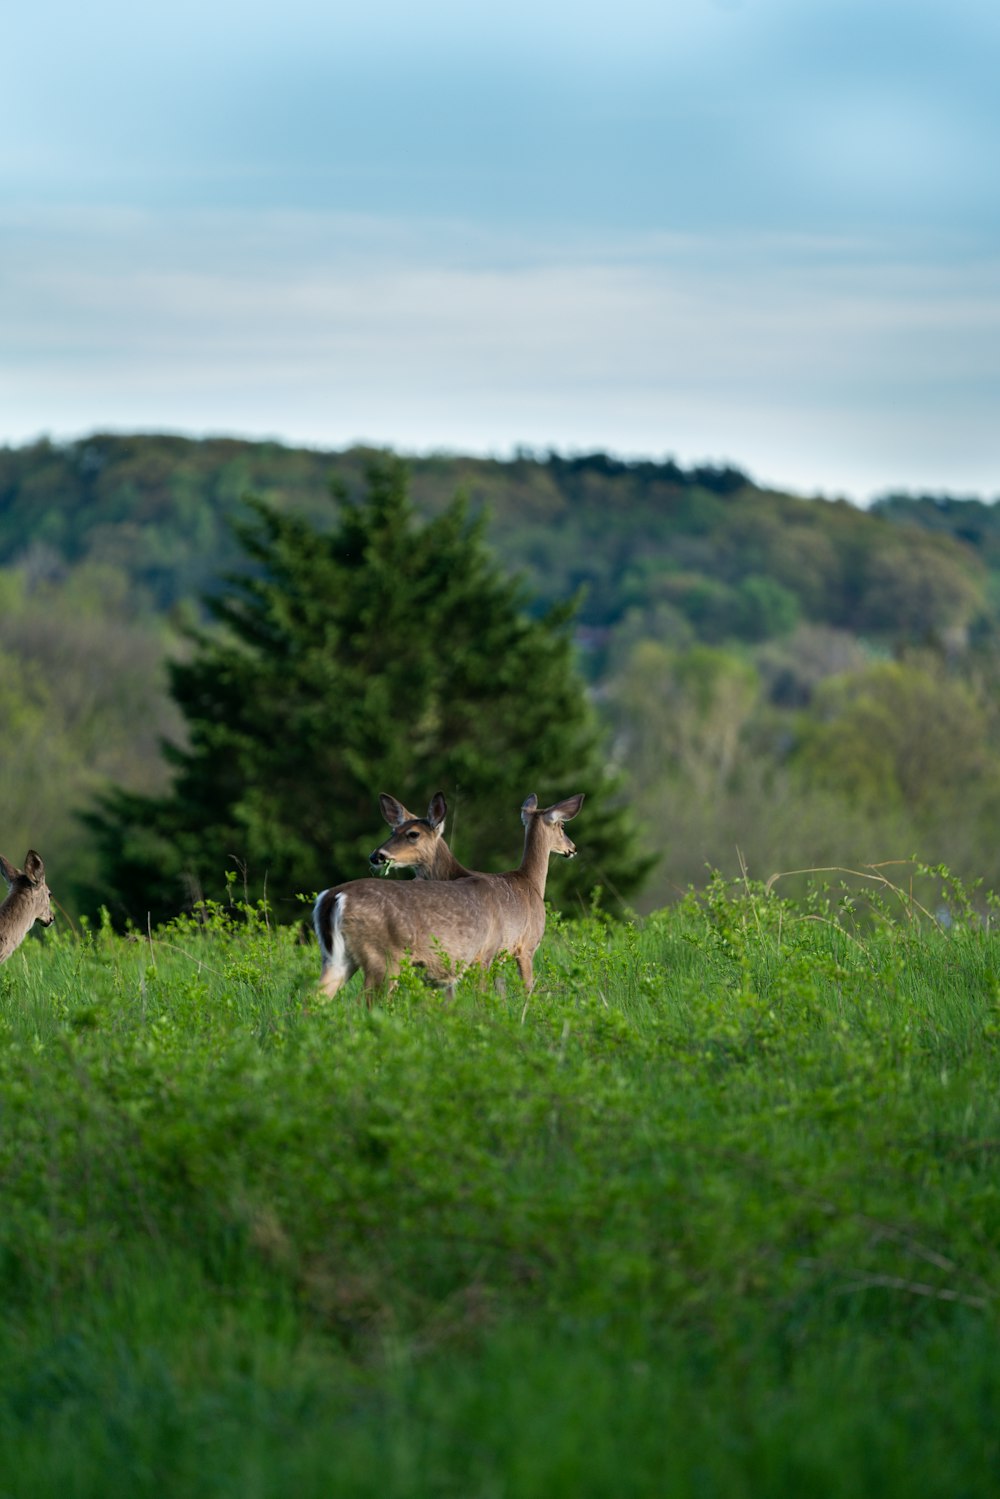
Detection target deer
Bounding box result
[0,850,54,961]
[313,793,584,1002]
[369,791,474,880]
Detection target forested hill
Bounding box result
[4,431,1000,916]
[1,433,996,652]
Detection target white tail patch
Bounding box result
[314,888,355,998]
[330,891,348,976]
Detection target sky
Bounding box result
[3,0,999,504]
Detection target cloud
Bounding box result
[3,206,998,501]
[4,0,998,500]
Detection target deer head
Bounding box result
[520,793,584,859]
[369,792,450,876]
[0,849,54,960]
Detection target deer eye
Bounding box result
[407,830,420,840]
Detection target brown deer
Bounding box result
[0,850,54,961]
[313,793,583,1001]
[369,792,474,880]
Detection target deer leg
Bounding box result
[516,952,535,993]
[361,956,392,1008]
[318,955,355,999]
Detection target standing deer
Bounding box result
[369,792,474,880]
[313,793,583,1001]
[0,850,54,961]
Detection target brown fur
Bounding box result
[369,792,475,880]
[0,850,54,961]
[314,794,583,1001]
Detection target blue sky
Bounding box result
[3,0,999,502]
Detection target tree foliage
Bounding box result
[7,434,1000,916]
[88,460,651,926]
[792,661,999,815]
[3,436,992,650]
[0,562,182,910]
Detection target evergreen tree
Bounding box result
[88,459,652,925]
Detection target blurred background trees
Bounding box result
[2,433,999,919]
[84,459,650,926]
[0,563,182,911]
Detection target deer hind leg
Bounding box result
[515,950,535,994]
[360,957,391,1008]
[318,956,356,999]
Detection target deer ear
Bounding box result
[0,854,18,887]
[427,793,447,832]
[23,851,45,884]
[543,794,585,824]
[379,794,411,829]
[521,794,539,826]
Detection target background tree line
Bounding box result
[2,432,999,919]
[3,436,992,645]
[83,461,650,926]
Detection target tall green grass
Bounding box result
[1,873,999,1496]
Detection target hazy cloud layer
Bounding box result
[4,0,999,499]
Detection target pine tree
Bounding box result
[88,459,653,925]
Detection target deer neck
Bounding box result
[517,824,551,899]
[433,843,473,880]
[0,896,29,957]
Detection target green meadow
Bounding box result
[1,870,999,1497]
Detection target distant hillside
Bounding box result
[1,434,993,655]
[5,432,1000,917]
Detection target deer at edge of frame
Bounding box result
[0,850,54,961]
[313,793,584,1002]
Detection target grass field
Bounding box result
[1,867,999,1496]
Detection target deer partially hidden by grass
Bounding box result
[369,792,474,880]
[0,850,54,961]
[313,793,584,1002]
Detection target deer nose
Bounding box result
[369,848,387,866]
